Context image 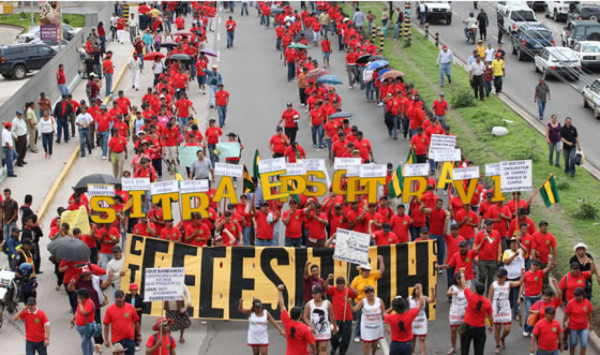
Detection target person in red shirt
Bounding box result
[93,223,120,269]
[474,220,502,292]
[195,54,209,93]
[284,141,306,163]
[103,52,114,97]
[371,223,399,246]
[563,287,593,353]
[432,93,449,129]
[455,204,479,247]
[269,126,290,158]
[389,204,411,243]
[519,258,553,333]
[252,200,279,247]
[345,47,359,88]
[225,16,237,48]
[96,105,111,159]
[134,157,157,182]
[182,215,211,247]
[108,128,128,179]
[216,211,242,246]
[531,221,557,269]
[204,119,223,165]
[13,297,50,352]
[321,35,332,67]
[174,93,196,130]
[303,199,328,247]
[282,199,304,247]
[145,317,177,355]
[277,103,301,144]
[133,217,156,238]
[421,198,450,266]
[558,263,593,303]
[277,284,317,354]
[440,241,478,286]
[410,127,429,163]
[57,63,68,95]
[461,275,494,355]
[215,84,230,128]
[384,296,423,354]
[160,219,182,242]
[530,306,563,354]
[324,275,357,354]
[103,289,141,350]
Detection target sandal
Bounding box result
[447,348,455,355]
[180,338,185,344]
[494,345,501,354]
[501,340,506,349]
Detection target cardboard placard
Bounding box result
[403,163,430,177]
[500,160,532,193]
[214,162,244,178]
[87,184,114,196]
[258,158,286,174]
[452,166,480,180]
[284,163,307,176]
[179,180,209,194]
[121,178,151,191]
[485,163,501,177]
[359,164,387,178]
[150,180,180,195]
[143,267,186,302]
[333,229,371,266]
[430,148,461,162]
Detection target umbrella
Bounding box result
[47,237,91,262]
[379,70,405,80]
[160,42,180,49]
[305,68,329,80]
[288,42,308,49]
[366,60,389,70]
[173,30,192,36]
[272,7,284,15]
[294,29,314,43]
[169,53,192,61]
[73,174,120,190]
[317,74,343,85]
[143,52,164,60]
[330,112,353,119]
[371,55,387,61]
[356,54,372,64]
[200,48,217,57]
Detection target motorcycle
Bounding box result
[467,25,478,44]
[0,268,18,329]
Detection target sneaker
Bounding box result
[354,337,360,343]
[522,331,529,337]
[102,156,107,160]
[349,86,353,89]
[313,144,317,147]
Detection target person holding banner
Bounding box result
[238,298,285,355]
[325,275,357,355]
[277,284,317,354]
[351,256,385,342]
[303,285,336,354]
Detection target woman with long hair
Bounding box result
[384,295,424,355]
[352,285,385,355]
[37,109,56,159]
[303,286,337,354]
[447,269,468,355]
[409,283,436,355]
[238,298,285,355]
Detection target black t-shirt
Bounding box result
[560,125,578,147]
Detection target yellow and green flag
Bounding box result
[174,167,184,181]
[252,149,261,180]
[539,175,560,207]
[387,165,403,198]
[406,149,416,165]
[243,165,255,193]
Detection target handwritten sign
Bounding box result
[346,165,361,177]
[500,160,532,193]
[428,134,456,156]
[179,180,209,194]
[284,163,307,176]
[150,180,180,195]
[258,158,286,174]
[485,163,501,177]
[121,178,151,191]
[302,159,327,172]
[214,162,244,178]
[333,157,362,170]
[333,229,371,266]
[143,268,186,302]
[453,166,480,180]
[430,148,461,162]
[403,163,430,177]
[87,184,114,196]
[359,164,387,178]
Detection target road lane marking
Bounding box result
[217,32,220,42]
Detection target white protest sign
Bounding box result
[258,158,286,174]
[359,164,387,178]
[214,162,244,178]
[500,160,532,193]
[150,180,179,195]
[403,163,430,177]
[485,163,501,177]
[179,180,209,194]
[452,166,480,180]
[346,165,361,177]
[333,228,371,266]
[284,163,307,176]
[333,157,362,170]
[121,178,151,191]
[302,159,327,172]
[87,184,114,196]
[143,267,186,302]
[428,134,456,155]
[431,148,461,162]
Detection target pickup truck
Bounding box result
[583,78,600,119]
[416,1,452,24]
[545,1,579,22]
[498,5,542,34]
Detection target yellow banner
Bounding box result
[122,235,438,320]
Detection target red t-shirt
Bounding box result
[103,303,140,343]
[329,213,347,236]
[305,211,327,240]
[283,209,304,238]
[446,234,466,260]
[281,109,300,128]
[429,208,447,235]
[327,287,356,321]
[447,250,477,281]
[432,100,448,116]
[281,310,315,355]
[484,204,511,238]
[531,297,561,320]
[463,288,492,327]
[57,69,66,84]
[146,333,177,355]
[374,231,399,246]
[175,99,193,118]
[133,222,156,237]
[205,126,222,145]
[564,298,592,330]
[96,226,120,254]
[269,134,288,154]
[455,209,479,239]
[96,113,111,132]
[321,39,331,52]
[410,134,429,155]
[474,230,501,261]
[108,136,127,153]
[558,271,591,301]
[163,126,180,147]
[284,145,306,163]
[533,318,562,351]
[255,210,274,240]
[160,226,182,241]
[532,231,556,264]
[384,308,420,342]
[215,90,229,107]
[19,309,49,342]
[75,298,95,326]
[390,214,410,243]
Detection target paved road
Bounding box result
[417,1,600,171]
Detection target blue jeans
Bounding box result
[311,125,323,147]
[207,143,219,165]
[2,147,18,175]
[537,99,547,119]
[570,329,589,348]
[285,237,302,247]
[209,85,218,106]
[287,61,296,82]
[388,115,399,137]
[79,128,91,155]
[365,81,375,100]
[42,132,54,155]
[99,252,113,270]
[76,325,94,355]
[25,341,47,355]
[276,37,282,50]
[241,2,249,15]
[431,234,446,266]
[58,84,69,96]
[484,81,492,97]
[98,130,109,157]
[105,73,113,96]
[3,222,16,242]
[117,338,135,355]
[440,62,451,86]
[227,30,235,47]
[549,142,561,166]
[242,226,251,246]
[57,117,69,143]
[390,341,413,355]
[178,117,188,131]
[523,296,541,329]
[537,350,558,355]
[217,106,227,127]
[256,238,276,247]
[394,23,400,39]
[564,148,576,177]
[325,137,332,160]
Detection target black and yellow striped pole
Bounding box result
[425,22,429,37]
[379,27,385,50]
[435,31,439,47]
[404,2,412,47]
[372,26,377,43]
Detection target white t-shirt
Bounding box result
[75,113,94,128]
[106,257,124,288]
[2,128,14,148]
[485,48,495,62]
[502,249,525,279]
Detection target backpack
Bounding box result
[363,69,374,82]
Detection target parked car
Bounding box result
[510,24,554,60]
[561,20,600,47]
[30,39,69,52]
[18,23,81,43]
[582,78,600,118]
[497,1,529,15]
[415,1,452,24]
[527,1,547,12]
[498,4,541,34]
[571,40,600,68]
[534,46,582,80]
[0,43,57,80]
[545,1,579,22]
[568,3,600,22]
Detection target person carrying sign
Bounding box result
[145,317,176,355]
[277,284,316,354]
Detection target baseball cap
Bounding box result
[112,245,122,253]
[419,226,428,234]
[26,297,36,305]
[442,44,447,49]
[16,110,24,115]
[4,122,12,129]
[382,223,392,232]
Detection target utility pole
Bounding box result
[30,0,35,28]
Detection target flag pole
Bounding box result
[526,173,555,205]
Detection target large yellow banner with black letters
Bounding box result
[122,235,438,320]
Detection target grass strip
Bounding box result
[0,13,85,32]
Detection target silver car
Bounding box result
[572,40,600,68]
[534,46,582,80]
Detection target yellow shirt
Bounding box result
[491,59,504,76]
[149,8,162,18]
[350,271,381,302]
[476,45,485,59]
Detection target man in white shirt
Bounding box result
[11,110,28,167]
[436,45,455,87]
[128,56,142,90]
[110,13,119,41]
[106,245,125,288]
[469,55,486,101]
[75,105,94,157]
[484,43,495,63]
[128,13,138,44]
[2,122,18,177]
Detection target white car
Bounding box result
[534,46,582,80]
[497,1,529,15]
[583,78,600,118]
[545,1,578,22]
[571,40,600,68]
[499,4,542,34]
[18,23,80,43]
[416,1,452,24]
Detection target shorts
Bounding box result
[323,51,330,59]
[166,146,178,161]
[570,328,589,348]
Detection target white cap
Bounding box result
[573,242,588,252]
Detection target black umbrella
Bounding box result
[356,54,372,64]
[73,174,120,190]
[160,42,180,49]
[371,55,387,61]
[169,53,191,61]
[330,112,354,119]
[47,237,91,262]
[272,7,284,15]
[294,29,314,43]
